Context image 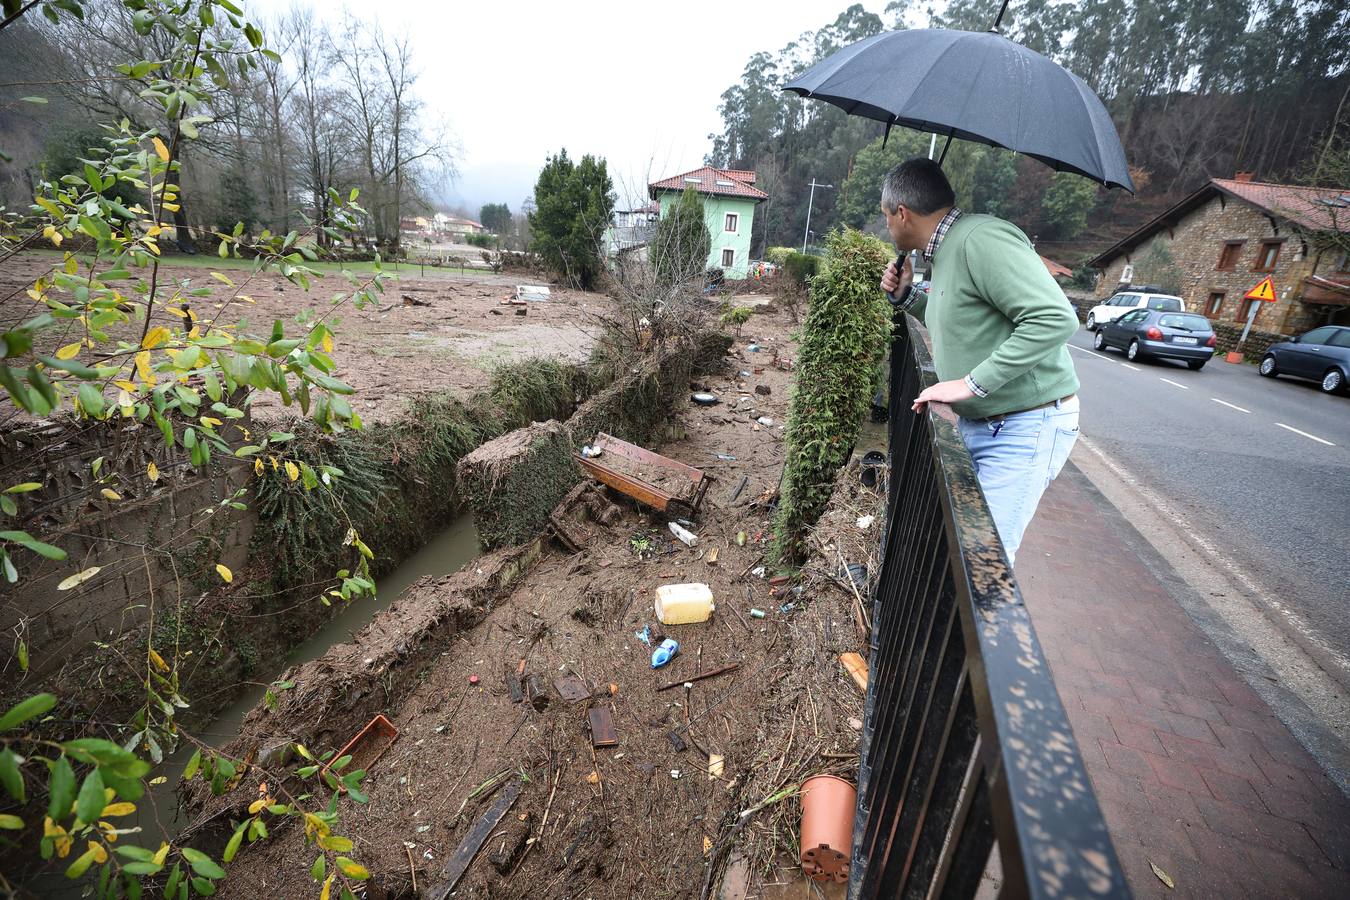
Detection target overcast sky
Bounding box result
[328,0,895,215]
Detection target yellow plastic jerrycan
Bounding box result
[654,583,715,625]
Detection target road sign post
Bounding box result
[1238,277,1277,346]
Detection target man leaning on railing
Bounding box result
[878,158,1080,565]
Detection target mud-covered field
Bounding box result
[0,253,611,423]
[198,305,887,899]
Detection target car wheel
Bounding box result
[1322,368,1346,394]
[1086,312,1097,331]
[1093,330,1107,351]
[1259,355,1278,377]
[1187,360,1205,371]
[1127,339,1143,362]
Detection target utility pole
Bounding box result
[802,179,833,254]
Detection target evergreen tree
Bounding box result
[479,202,511,234]
[528,149,614,290]
[651,187,712,285]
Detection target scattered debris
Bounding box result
[708,754,725,780]
[756,416,774,426]
[469,674,480,685]
[425,781,522,900]
[692,392,719,406]
[667,521,698,547]
[728,475,750,505]
[488,811,534,875]
[800,774,856,884]
[856,514,875,529]
[321,714,398,792]
[526,675,548,712]
[750,608,766,619]
[714,453,737,462]
[654,582,714,625]
[553,675,591,703]
[707,547,720,565]
[1149,860,1175,889]
[651,637,679,668]
[656,662,739,692]
[515,284,550,302]
[576,432,711,515]
[840,652,869,693]
[580,445,603,458]
[848,717,863,730]
[588,706,618,748]
[634,624,653,646]
[754,384,771,396]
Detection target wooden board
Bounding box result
[425,781,522,900]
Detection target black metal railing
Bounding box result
[848,313,1129,899]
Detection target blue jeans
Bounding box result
[957,397,1080,565]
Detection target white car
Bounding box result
[1086,290,1184,331]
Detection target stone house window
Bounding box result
[1216,241,1243,270]
[1239,297,1262,323]
[724,213,738,233]
[1254,239,1281,271]
[1206,292,1224,316]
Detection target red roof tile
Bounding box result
[1039,255,1073,278]
[1212,178,1350,232]
[649,166,767,201]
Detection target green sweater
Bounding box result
[907,213,1080,419]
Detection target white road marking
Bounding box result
[1120,363,1142,372]
[1159,378,1189,390]
[1069,345,1113,361]
[1275,422,1335,446]
[1211,397,1251,413]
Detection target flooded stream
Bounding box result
[136,513,482,843]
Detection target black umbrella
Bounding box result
[783,27,1134,192]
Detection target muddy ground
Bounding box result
[210,303,889,899]
[0,253,611,423]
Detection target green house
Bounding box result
[649,167,767,279]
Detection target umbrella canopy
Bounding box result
[783,28,1134,193]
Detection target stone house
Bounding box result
[1087,174,1350,335]
[648,166,768,279]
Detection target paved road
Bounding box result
[1064,327,1350,664]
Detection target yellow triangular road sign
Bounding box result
[1244,277,1277,302]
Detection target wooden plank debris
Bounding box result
[655,662,740,692]
[588,706,618,748]
[426,781,521,900]
[840,652,868,692]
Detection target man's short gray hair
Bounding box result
[881,158,956,215]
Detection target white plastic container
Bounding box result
[655,583,715,625]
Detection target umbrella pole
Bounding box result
[936,132,954,166]
[992,1,1010,30]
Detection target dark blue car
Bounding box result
[1260,325,1350,394]
[1093,308,1217,369]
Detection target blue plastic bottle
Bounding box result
[651,638,679,668]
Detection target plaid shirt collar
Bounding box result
[922,207,963,263]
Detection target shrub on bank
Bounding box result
[783,251,820,289]
[773,228,892,565]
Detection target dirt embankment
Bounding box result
[194,304,889,899]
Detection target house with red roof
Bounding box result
[1088,173,1350,334]
[649,166,768,279]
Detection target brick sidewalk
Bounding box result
[1017,464,1350,899]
